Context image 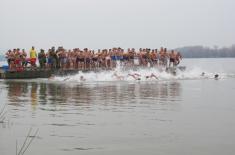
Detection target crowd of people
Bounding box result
[5,46,182,71]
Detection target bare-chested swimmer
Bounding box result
[63,77,70,81]
[112,72,124,80]
[80,76,86,81]
[128,73,141,80]
[63,75,86,82]
[49,75,55,80]
[145,73,158,79]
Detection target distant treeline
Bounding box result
[176,45,235,58]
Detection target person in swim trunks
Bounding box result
[38,49,46,68]
[175,52,182,65]
[150,49,157,67]
[21,49,28,67]
[169,50,176,67]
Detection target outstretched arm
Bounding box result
[151,73,158,79]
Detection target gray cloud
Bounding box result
[0,0,234,52]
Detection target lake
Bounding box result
[1,58,235,155]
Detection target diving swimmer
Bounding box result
[80,76,86,81]
[145,73,158,79]
[112,72,125,80]
[128,73,141,80]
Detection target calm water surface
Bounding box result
[0,58,235,155]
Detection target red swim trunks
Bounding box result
[14,59,20,65]
[30,58,36,64]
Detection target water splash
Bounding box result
[51,65,235,83]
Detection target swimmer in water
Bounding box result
[214,74,219,79]
[112,72,124,80]
[80,75,86,81]
[63,77,70,81]
[145,73,158,80]
[201,72,205,76]
[48,75,55,80]
[128,73,141,80]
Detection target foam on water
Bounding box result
[52,64,235,83]
[1,59,234,83]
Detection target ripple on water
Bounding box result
[60,147,95,152]
[48,123,77,127]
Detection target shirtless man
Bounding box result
[128,73,141,80]
[5,50,12,67]
[63,77,70,81]
[214,74,219,80]
[80,76,86,81]
[150,49,158,67]
[163,48,169,67]
[6,49,17,70]
[58,49,67,69]
[48,75,55,80]
[175,52,182,65]
[112,72,124,80]
[84,49,91,70]
[169,50,176,67]
[21,49,28,67]
[145,73,158,80]
[159,47,165,66]
[77,50,85,70]
[105,50,111,68]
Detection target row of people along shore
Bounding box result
[4,46,182,71]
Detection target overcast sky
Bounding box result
[0,0,234,51]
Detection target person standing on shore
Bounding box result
[38,49,46,68]
[30,46,37,68]
[21,49,28,67]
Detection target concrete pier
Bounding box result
[0,68,90,79]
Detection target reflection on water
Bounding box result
[4,81,181,109]
[1,80,182,155]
